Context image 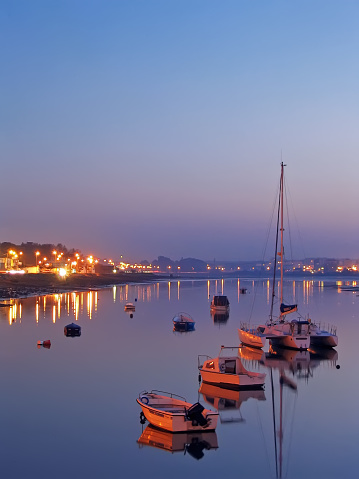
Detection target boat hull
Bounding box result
[173,321,195,331]
[310,334,338,348]
[238,328,266,349]
[199,369,265,390]
[210,306,229,312]
[269,334,310,350]
[137,400,218,432]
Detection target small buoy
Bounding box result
[37,340,51,349]
[130,313,133,319]
[135,298,137,302]
[336,364,340,369]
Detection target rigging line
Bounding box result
[284,177,294,263]
[270,368,279,479]
[283,180,296,305]
[254,395,274,479]
[283,389,298,479]
[287,181,306,260]
[248,181,279,324]
[270,173,281,322]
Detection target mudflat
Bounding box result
[0,272,157,299]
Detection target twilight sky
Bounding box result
[1,0,359,262]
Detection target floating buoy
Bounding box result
[64,323,81,337]
[37,340,51,349]
[130,313,133,319]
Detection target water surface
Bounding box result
[0,278,356,478]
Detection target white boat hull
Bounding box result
[310,334,338,348]
[199,369,265,390]
[269,333,310,350]
[137,400,218,432]
[210,306,229,312]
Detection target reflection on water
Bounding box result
[0,277,355,479]
[198,344,339,477]
[138,425,218,460]
[210,310,229,324]
[0,277,349,327]
[242,345,338,478]
[199,382,266,424]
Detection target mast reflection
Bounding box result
[239,345,339,478]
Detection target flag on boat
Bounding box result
[280,303,297,315]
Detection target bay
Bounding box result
[0,278,357,479]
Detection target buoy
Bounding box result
[130,313,133,318]
[135,298,137,302]
[37,340,51,348]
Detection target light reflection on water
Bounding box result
[2,278,345,325]
[0,278,357,479]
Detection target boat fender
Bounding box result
[220,363,225,372]
[141,396,149,404]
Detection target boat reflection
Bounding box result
[210,310,229,324]
[238,345,339,478]
[259,345,338,382]
[137,425,218,460]
[199,382,265,424]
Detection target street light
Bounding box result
[35,251,40,272]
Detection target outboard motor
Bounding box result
[187,402,208,427]
[186,439,210,460]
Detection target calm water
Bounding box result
[0,278,357,479]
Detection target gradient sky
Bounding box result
[1,0,359,261]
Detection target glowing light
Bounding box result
[58,268,67,277]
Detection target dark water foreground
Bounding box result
[0,278,356,479]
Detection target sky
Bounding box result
[1,0,359,262]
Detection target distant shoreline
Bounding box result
[0,271,356,300]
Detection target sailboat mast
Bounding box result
[280,162,284,306]
[269,165,282,322]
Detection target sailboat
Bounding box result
[238,162,311,350]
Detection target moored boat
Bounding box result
[136,390,218,432]
[210,295,230,312]
[198,346,266,390]
[172,312,195,331]
[238,163,316,351]
[309,321,338,347]
[238,324,267,349]
[124,302,135,312]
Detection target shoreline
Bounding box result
[0,271,354,300]
[0,272,159,300]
